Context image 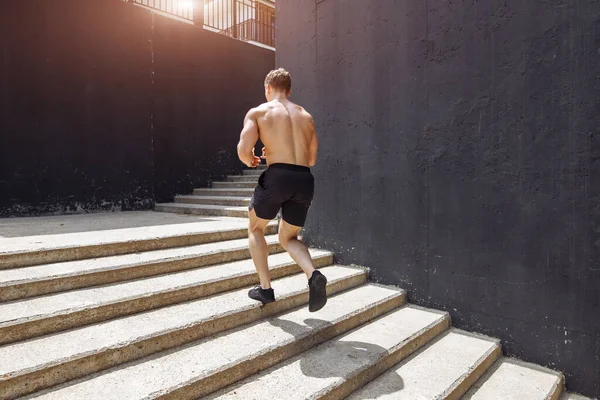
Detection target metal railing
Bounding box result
[206,0,275,48]
[131,0,196,22]
[127,0,275,48]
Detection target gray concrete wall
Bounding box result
[276,0,600,397]
[0,0,274,216]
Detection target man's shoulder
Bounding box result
[246,104,269,119]
[296,105,313,121]
[289,102,312,117]
[249,101,285,119]
[249,101,312,119]
[256,102,278,113]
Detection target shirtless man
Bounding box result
[237,68,327,312]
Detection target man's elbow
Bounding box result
[237,144,248,164]
[309,150,318,167]
[237,142,247,156]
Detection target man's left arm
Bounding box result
[237,109,261,168]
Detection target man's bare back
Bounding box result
[238,99,317,168]
[251,99,317,167]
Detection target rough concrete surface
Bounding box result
[0,248,333,344]
[175,196,252,206]
[243,170,263,176]
[0,215,257,252]
[561,393,597,400]
[208,305,449,399]
[20,284,404,400]
[463,357,565,400]
[277,0,600,396]
[226,176,259,182]
[193,188,255,197]
[0,266,367,399]
[212,181,257,189]
[0,212,216,237]
[347,329,501,400]
[0,235,283,301]
[154,203,248,218]
[0,213,276,268]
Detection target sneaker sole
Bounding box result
[309,273,328,312]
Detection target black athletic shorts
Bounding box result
[249,163,315,227]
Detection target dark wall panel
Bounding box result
[0,0,275,216]
[277,0,600,396]
[0,0,154,215]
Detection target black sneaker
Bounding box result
[308,270,328,312]
[248,286,275,304]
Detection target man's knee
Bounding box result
[278,228,298,249]
[249,222,263,234]
[278,231,288,248]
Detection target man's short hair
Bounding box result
[265,68,292,92]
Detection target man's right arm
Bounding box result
[308,116,318,167]
[237,109,261,168]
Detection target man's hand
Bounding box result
[248,154,261,168]
[243,149,261,168]
[261,147,267,160]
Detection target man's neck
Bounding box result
[270,92,288,102]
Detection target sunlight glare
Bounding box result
[179,0,194,10]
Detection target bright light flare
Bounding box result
[178,0,194,10]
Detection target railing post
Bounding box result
[193,0,204,27]
[232,0,238,38]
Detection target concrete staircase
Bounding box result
[0,169,592,399]
[154,166,264,217]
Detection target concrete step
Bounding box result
[212,181,257,189]
[0,241,324,344]
[15,284,405,400]
[208,304,450,400]
[0,217,270,269]
[192,187,255,197]
[156,203,248,218]
[0,235,282,303]
[175,195,251,207]
[561,393,595,400]
[226,175,259,182]
[0,265,362,399]
[243,169,263,176]
[463,357,565,400]
[347,329,501,400]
